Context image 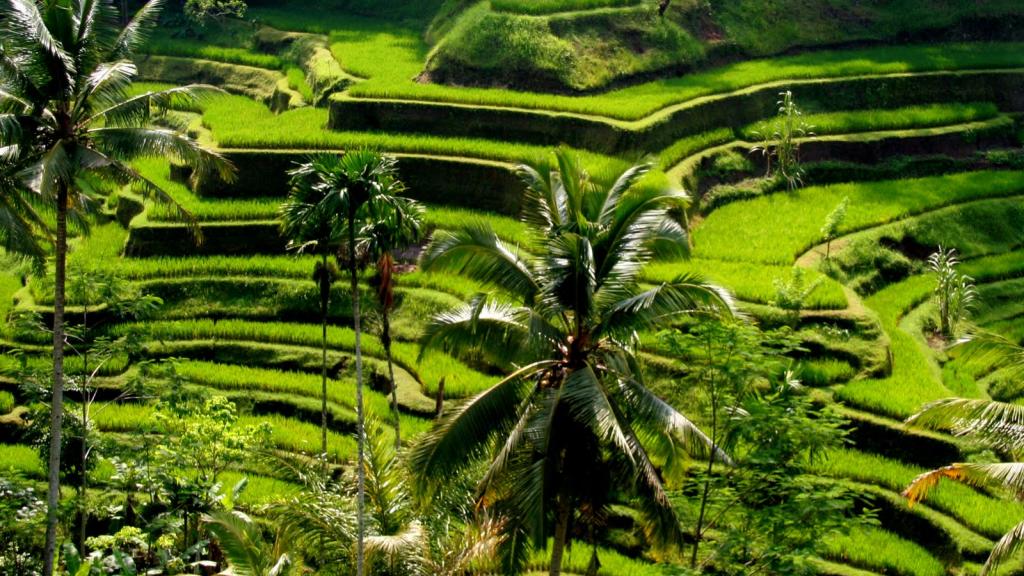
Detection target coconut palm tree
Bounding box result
[280,165,344,463]
[286,150,405,576]
[0,2,233,572]
[412,149,734,575]
[904,333,1024,576]
[361,196,424,448]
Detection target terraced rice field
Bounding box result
[6,5,1024,574]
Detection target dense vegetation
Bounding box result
[3,1,1024,575]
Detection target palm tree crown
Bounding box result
[412,149,734,574]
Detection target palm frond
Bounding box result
[954,331,1024,381]
[600,274,735,338]
[364,522,425,574]
[88,126,235,181]
[613,367,730,464]
[597,161,652,227]
[204,509,288,576]
[906,397,1024,451]
[73,59,135,119]
[562,364,634,462]
[904,462,1024,503]
[268,488,357,565]
[2,0,76,92]
[983,520,1024,576]
[409,360,556,496]
[419,295,544,367]
[90,83,224,127]
[516,162,563,232]
[112,0,165,59]
[420,225,539,303]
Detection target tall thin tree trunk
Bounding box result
[349,217,366,576]
[43,187,68,576]
[382,311,401,449]
[690,387,718,568]
[79,305,89,554]
[320,251,329,465]
[549,490,572,576]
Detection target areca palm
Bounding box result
[412,149,735,575]
[280,165,344,463]
[903,334,1024,576]
[286,150,405,576]
[0,1,233,573]
[360,196,424,448]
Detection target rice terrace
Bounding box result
[6,0,1024,574]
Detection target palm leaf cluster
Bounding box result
[267,421,503,576]
[412,149,734,573]
[904,333,1024,575]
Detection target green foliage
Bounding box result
[706,379,861,575]
[928,246,978,339]
[184,0,248,25]
[0,477,46,574]
[155,393,272,484]
[285,67,314,102]
[0,390,15,414]
[821,197,849,259]
[813,448,1024,540]
[772,267,822,323]
[108,319,493,398]
[836,275,952,418]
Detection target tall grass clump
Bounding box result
[824,526,944,576]
[0,444,43,478]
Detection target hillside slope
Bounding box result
[425,0,1024,92]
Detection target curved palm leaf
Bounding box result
[204,510,291,576]
[984,520,1024,576]
[409,360,557,495]
[421,226,539,303]
[600,275,736,339]
[905,462,1024,503]
[907,397,1024,451]
[419,295,556,367]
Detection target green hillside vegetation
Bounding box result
[425,0,1024,92]
[6,1,1024,576]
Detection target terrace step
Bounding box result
[330,69,1024,155]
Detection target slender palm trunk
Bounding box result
[79,306,89,554]
[690,389,718,568]
[549,489,572,576]
[43,187,68,576]
[382,311,401,449]
[348,217,366,576]
[319,252,329,465]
